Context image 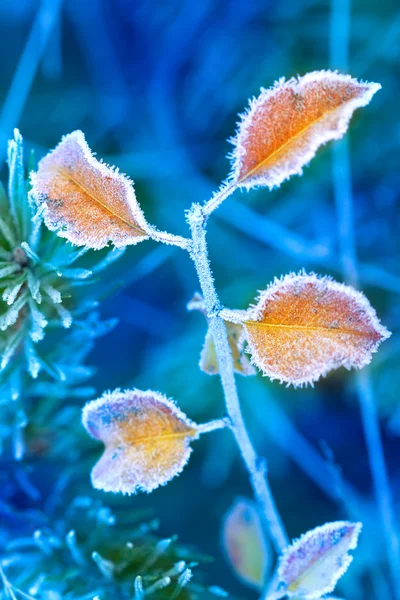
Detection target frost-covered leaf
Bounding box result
[8,129,31,239]
[277,521,362,598]
[0,292,28,331]
[232,272,390,386]
[30,131,151,250]
[187,292,207,314]
[222,498,270,589]
[82,388,200,494]
[187,293,255,376]
[1,328,25,371]
[230,71,380,190]
[201,326,255,376]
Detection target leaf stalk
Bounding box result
[202,182,237,218]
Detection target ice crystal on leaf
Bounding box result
[225,272,390,387]
[222,497,270,590]
[229,71,380,190]
[277,521,362,598]
[30,130,152,249]
[82,388,200,494]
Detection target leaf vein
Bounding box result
[58,167,146,236]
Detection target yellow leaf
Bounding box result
[82,388,199,494]
[230,71,380,190]
[222,498,271,590]
[229,272,390,386]
[278,521,362,598]
[187,293,255,376]
[30,131,151,249]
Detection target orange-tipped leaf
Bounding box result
[30,131,151,249]
[230,71,380,190]
[82,389,199,494]
[227,272,390,386]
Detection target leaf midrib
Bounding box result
[59,168,146,236]
[286,535,350,592]
[238,100,351,183]
[118,428,197,446]
[245,321,373,338]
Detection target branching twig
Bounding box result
[187,202,288,554]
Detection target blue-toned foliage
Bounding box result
[0,490,220,600]
[0,130,122,459]
[0,132,218,600]
[0,1,399,599]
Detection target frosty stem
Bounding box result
[150,230,191,250]
[196,418,230,435]
[330,0,400,592]
[187,202,288,554]
[333,136,400,599]
[202,182,238,218]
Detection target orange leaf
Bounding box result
[30,131,151,249]
[222,497,271,589]
[187,293,255,376]
[229,272,390,386]
[229,71,380,190]
[82,388,199,494]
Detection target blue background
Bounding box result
[0,0,399,597]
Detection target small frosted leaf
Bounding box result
[2,276,25,305]
[0,293,28,331]
[188,294,255,377]
[30,131,151,249]
[230,71,380,190]
[55,304,73,328]
[82,388,199,494]
[43,284,62,304]
[25,340,41,378]
[277,521,362,598]
[201,326,255,376]
[0,264,20,279]
[1,328,24,371]
[187,292,207,314]
[237,272,390,386]
[222,498,270,590]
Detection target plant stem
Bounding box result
[187,202,288,554]
[197,418,230,435]
[151,230,191,250]
[333,132,400,600]
[330,0,400,593]
[356,370,400,592]
[202,182,237,218]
